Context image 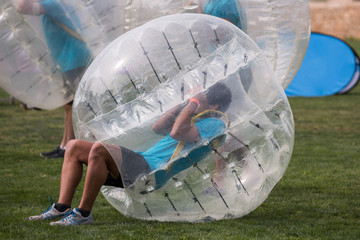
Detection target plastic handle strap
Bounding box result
[169,109,230,162]
[53,19,84,42]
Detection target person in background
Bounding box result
[199,0,245,190]
[200,0,242,28]
[16,0,93,158]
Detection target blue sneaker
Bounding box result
[29,203,71,221]
[49,208,94,226]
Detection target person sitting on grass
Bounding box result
[28,82,232,226]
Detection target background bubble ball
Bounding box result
[0,0,309,110]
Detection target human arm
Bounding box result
[15,0,45,15]
[170,93,208,143]
[152,103,186,136]
[16,0,74,29]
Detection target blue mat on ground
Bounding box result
[285,32,360,97]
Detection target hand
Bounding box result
[15,0,44,15]
[190,93,209,114]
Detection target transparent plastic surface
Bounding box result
[73,14,294,222]
[207,0,311,88]
[65,0,310,87]
[267,0,311,88]
[0,0,127,110]
[0,0,309,110]
[0,1,69,109]
[118,0,310,88]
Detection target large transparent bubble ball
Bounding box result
[73,14,294,222]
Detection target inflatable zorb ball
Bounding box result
[121,0,311,89]
[73,14,294,222]
[234,0,310,88]
[0,0,125,110]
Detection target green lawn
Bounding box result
[1,43,359,239]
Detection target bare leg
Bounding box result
[78,142,120,211]
[60,102,75,148]
[214,158,227,188]
[213,146,227,189]
[57,139,94,206]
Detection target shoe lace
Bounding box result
[41,195,54,214]
[60,211,77,223]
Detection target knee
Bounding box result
[89,142,108,161]
[65,139,82,158]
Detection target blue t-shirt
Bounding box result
[139,117,225,171]
[203,0,242,29]
[40,0,92,72]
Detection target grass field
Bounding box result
[0,41,359,239]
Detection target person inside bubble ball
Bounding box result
[16,0,92,159]
[197,0,242,29]
[28,82,232,226]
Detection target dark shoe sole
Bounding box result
[44,150,65,159]
[40,146,61,158]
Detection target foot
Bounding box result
[202,173,227,197]
[29,203,71,221]
[50,208,94,226]
[40,146,65,159]
[202,181,227,196]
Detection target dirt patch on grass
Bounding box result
[310,0,360,38]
